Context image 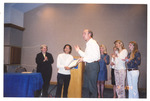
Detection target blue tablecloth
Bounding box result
[4,73,43,97]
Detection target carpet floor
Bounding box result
[47,84,146,98]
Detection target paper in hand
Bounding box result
[68,59,79,68]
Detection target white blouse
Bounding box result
[57,53,74,75]
[115,49,128,70]
[110,57,116,69]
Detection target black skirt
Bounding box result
[111,69,116,85]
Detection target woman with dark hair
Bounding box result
[55,44,74,98]
[123,41,141,98]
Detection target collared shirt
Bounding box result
[43,53,46,58]
[127,51,141,69]
[42,52,46,58]
[57,53,74,75]
[78,38,100,63]
[115,49,128,70]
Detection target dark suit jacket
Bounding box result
[36,52,54,75]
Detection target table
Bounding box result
[4,73,43,97]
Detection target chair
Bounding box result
[15,67,27,73]
[32,68,37,73]
[4,64,7,73]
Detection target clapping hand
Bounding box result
[111,54,116,59]
[104,56,107,63]
[43,56,48,62]
[110,62,115,66]
[122,57,130,62]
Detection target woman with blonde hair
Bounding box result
[97,44,110,98]
[36,44,54,97]
[123,41,141,98]
[110,46,118,98]
[113,40,128,98]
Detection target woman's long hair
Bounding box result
[100,44,107,54]
[129,41,138,60]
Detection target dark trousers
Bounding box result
[40,69,52,97]
[82,62,99,98]
[55,73,71,98]
[42,75,50,97]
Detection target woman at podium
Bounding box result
[55,44,74,98]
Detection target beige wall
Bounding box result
[22,4,147,88]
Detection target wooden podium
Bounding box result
[67,56,85,98]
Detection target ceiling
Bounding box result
[5,3,45,13]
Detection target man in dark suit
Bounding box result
[36,44,54,97]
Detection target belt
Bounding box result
[93,59,100,63]
[92,60,99,63]
[86,60,99,64]
[128,68,138,71]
